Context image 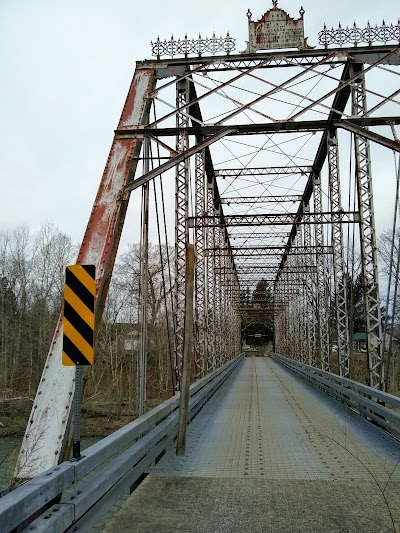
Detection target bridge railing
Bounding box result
[272,353,400,437]
[0,355,243,533]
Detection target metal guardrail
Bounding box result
[0,355,243,533]
[271,353,400,437]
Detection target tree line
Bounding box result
[1,223,400,427]
[0,224,174,429]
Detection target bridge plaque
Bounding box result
[243,1,313,53]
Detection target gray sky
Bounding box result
[0,0,398,249]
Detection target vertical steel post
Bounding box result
[232,269,241,355]
[194,151,207,379]
[72,366,83,460]
[206,177,216,372]
[351,63,384,389]
[327,131,350,377]
[138,137,150,416]
[15,68,156,480]
[176,244,195,456]
[214,227,223,367]
[295,230,305,363]
[228,256,238,359]
[221,235,229,363]
[314,173,330,370]
[274,275,284,355]
[288,249,299,360]
[174,76,190,388]
[298,227,308,364]
[281,270,290,355]
[235,275,242,355]
[303,207,317,367]
[277,277,284,355]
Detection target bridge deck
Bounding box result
[102,357,400,533]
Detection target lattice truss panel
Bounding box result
[119,46,400,388]
[119,46,398,388]
[18,44,400,479]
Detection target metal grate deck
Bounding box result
[101,357,400,533]
[154,357,400,481]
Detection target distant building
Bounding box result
[353,332,367,352]
[123,329,140,351]
[352,332,399,353]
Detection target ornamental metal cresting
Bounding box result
[150,0,400,58]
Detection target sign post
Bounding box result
[73,366,84,459]
[63,265,96,460]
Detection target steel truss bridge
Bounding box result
[1,4,400,531]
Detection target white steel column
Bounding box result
[194,151,207,379]
[206,177,216,372]
[214,226,223,367]
[327,131,350,377]
[351,64,384,389]
[314,173,330,371]
[174,77,190,388]
[138,136,150,416]
[303,207,317,367]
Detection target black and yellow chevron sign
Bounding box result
[62,265,95,366]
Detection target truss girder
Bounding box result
[219,268,316,275]
[351,65,384,389]
[119,117,400,140]
[206,246,333,257]
[215,167,312,177]
[206,180,216,372]
[303,220,317,367]
[194,151,207,379]
[20,40,400,484]
[190,212,359,228]
[174,78,190,388]
[328,132,350,377]
[230,233,291,239]
[220,195,303,204]
[314,174,331,372]
[16,68,156,480]
[149,44,399,73]
[275,61,353,284]
[214,226,224,366]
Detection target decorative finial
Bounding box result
[299,6,305,18]
[246,9,252,20]
[272,0,278,7]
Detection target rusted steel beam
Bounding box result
[15,68,156,481]
[116,117,400,137]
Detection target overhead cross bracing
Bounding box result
[15,8,400,483]
[143,43,398,393]
[215,166,312,177]
[141,43,399,392]
[220,195,303,204]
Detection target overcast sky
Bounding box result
[0,0,398,250]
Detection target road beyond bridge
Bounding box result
[102,357,400,533]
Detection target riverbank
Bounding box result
[0,436,101,492]
[0,397,164,438]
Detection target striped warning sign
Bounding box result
[62,265,95,366]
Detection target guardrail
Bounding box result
[0,355,243,533]
[271,353,400,438]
